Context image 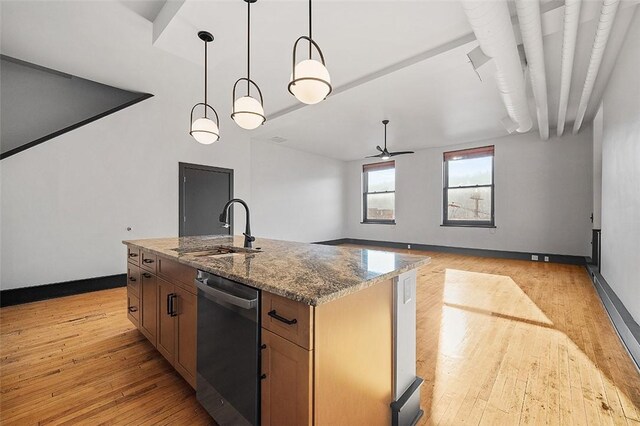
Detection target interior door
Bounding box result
[179,163,233,237]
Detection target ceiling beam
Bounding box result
[153,0,186,45]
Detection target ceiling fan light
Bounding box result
[232,96,265,130]
[289,59,331,105]
[190,117,219,145]
[381,154,390,160]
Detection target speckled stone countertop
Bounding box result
[123,236,430,306]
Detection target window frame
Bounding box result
[362,161,396,225]
[442,146,495,228]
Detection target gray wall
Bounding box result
[600,10,640,324]
[346,130,594,256]
[0,57,144,156]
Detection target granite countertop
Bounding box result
[123,235,430,306]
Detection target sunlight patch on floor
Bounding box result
[426,269,640,425]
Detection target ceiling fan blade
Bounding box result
[365,153,383,158]
[389,151,415,157]
[376,145,383,152]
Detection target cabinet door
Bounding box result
[139,271,158,346]
[261,329,312,426]
[174,286,197,388]
[157,278,176,363]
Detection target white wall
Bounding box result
[592,103,603,229]
[600,10,640,324]
[0,1,252,290]
[250,141,346,243]
[346,130,593,256]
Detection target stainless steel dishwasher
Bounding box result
[195,270,260,426]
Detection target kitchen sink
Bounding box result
[172,245,261,257]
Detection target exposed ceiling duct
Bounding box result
[462,0,533,133]
[557,0,582,137]
[515,0,550,140]
[572,0,620,134]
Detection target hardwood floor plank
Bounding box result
[2,248,639,425]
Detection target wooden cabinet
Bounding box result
[157,278,176,362]
[155,278,197,387]
[139,270,157,345]
[261,329,312,426]
[127,291,140,327]
[262,292,313,350]
[173,285,197,387]
[125,246,197,389]
[140,251,157,273]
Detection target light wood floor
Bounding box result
[1,250,639,425]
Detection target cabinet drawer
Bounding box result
[157,256,196,293]
[127,246,140,266]
[140,251,157,273]
[127,291,140,327]
[262,292,313,350]
[127,264,140,296]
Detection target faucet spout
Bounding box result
[219,198,255,248]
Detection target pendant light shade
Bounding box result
[233,95,265,130]
[232,0,266,130]
[288,0,332,105]
[190,31,220,144]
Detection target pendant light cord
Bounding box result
[308,0,312,59]
[247,0,251,95]
[204,40,208,118]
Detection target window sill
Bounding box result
[361,221,396,225]
[441,223,496,228]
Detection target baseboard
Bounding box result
[586,265,640,371]
[0,274,127,307]
[315,238,587,265]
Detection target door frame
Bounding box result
[178,162,234,237]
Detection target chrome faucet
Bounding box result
[219,198,255,249]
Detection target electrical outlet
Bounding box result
[544,256,549,262]
[531,254,539,261]
[407,244,411,249]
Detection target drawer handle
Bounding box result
[143,258,154,264]
[128,276,137,282]
[268,310,297,325]
[128,306,138,313]
[167,293,177,317]
[129,252,138,258]
[142,272,152,279]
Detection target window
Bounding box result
[363,161,395,224]
[443,146,494,227]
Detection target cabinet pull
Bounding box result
[260,374,267,380]
[142,272,152,278]
[128,276,136,282]
[267,310,297,325]
[166,293,177,316]
[128,306,138,313]
[128,252,138,258]
[143,258,154,264]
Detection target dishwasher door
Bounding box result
[195,271,260,426]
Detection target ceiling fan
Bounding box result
[366,120,414,160]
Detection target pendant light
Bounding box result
[232,0,266,130]
[190,31,220,145]
[288,0,332,105]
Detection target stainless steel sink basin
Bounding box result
[172,245,261,257]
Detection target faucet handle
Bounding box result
[243,233,256,242]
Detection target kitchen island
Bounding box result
[123,235,430,426]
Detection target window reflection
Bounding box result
[363,249,397,274]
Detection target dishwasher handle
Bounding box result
[195,279,258,310]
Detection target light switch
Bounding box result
[403,278,412,304]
